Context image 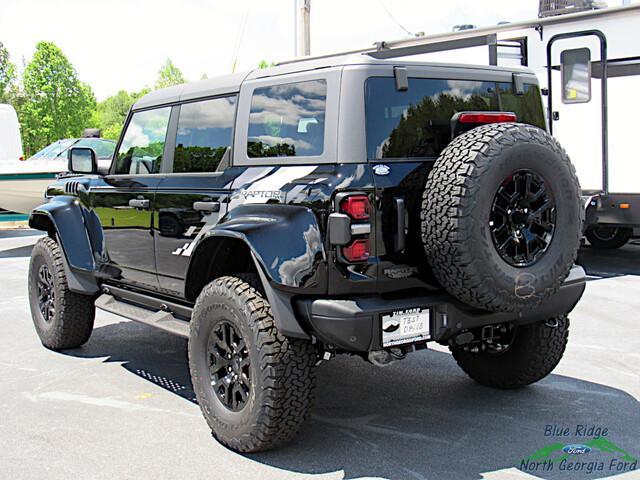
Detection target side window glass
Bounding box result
[247,79,326,158]
[114,107,171,174]
[561,48,591,104]
[174,96,236,173]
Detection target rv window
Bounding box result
[561,48,591,104]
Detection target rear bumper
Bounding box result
[295,265,586,352]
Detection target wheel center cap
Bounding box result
[510,209,529,226]
[231,357,241,373]
[490,169,556,267]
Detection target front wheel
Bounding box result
[28,237,95,350]
[450,316,569,389]
[188,276,317,452]
[585,226,632,250]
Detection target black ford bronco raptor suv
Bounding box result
[27,54,585,452]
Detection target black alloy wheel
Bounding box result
[36,264,56,323]
[490,169,556,267]
[208,320,251,412]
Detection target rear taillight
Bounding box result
[331,193,372,263]
[457,112,517,124]
[342,238,370,262]
[340,195,370,220]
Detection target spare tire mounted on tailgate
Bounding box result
[422,122,582,312]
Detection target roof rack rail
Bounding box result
[277,3,639,66]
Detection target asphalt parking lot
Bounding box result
[0,229,638,480]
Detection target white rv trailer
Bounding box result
[283,3,640,247]
[419,3,640,248]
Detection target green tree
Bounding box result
[0,41,16,102]
[155,58,186,90]
[93,88,150,140]
[258,60,276,69]
[21,41,96,154]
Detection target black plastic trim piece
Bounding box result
[103,284,193,320]
[394,197,406,252]
[296,266,586,352]
[252,252,310,339]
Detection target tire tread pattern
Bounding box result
[28,237,95,350]
[421,123,583,312]
[189,275,316,453]
[450,316,570,389]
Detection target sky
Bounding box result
[0,0,632,100]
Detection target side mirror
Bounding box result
[67,147,97,174]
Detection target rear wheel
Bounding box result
[450,316,569,389]
[188,276,317,452]
[28,237,95,350]
[585,226,632,249]
[422,123,583,312]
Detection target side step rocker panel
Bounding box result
[95,293,191,339]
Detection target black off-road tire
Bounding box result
[450,316,569,389]
[28,237,95,350]
[585,226,632,250]
[188,276,317,453]
[422,123,582,312]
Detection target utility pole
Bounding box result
[294,0,311,57]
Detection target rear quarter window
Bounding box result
[247,79,326,158]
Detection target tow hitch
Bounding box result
[451,323,515,354]
[367,341,428,367]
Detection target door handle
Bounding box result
[193,201,220,213]
[129,198,150,209]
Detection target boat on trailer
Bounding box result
[0,104,50,216]
[0,131,115,214]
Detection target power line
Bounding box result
[376,0,415,37]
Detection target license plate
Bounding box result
[381,308,430,347]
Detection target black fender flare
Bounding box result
[187,204,327,338]
[29,196,103,294]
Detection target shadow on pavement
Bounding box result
[578,241,640,279]
[0,229,41,239]
[0,244,35,259]
[63,320,640,480]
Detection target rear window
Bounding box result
[365,77,545,160]
[247,79,326,158]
